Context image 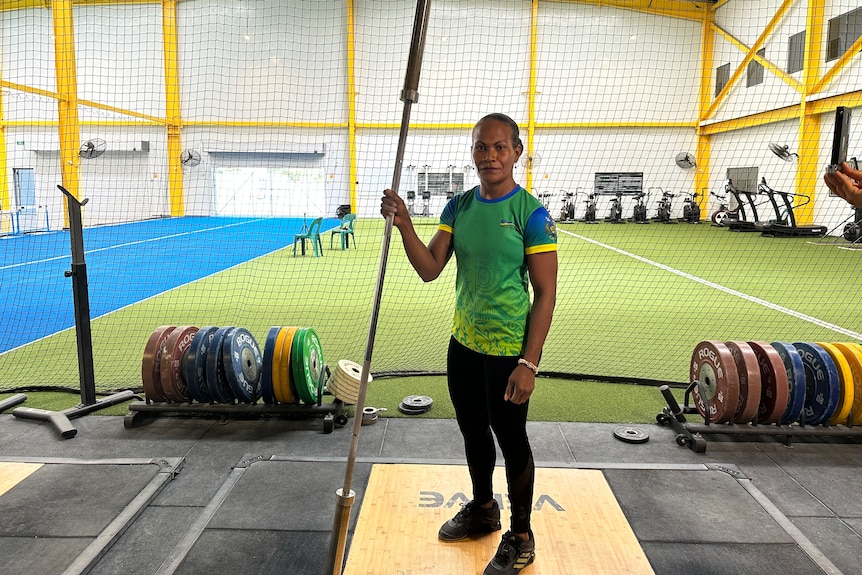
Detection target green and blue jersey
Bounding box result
[439,185,557,356]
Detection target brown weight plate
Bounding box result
[141,325,176,402]
[690,341,740,424]
[746,341,789,425]
[160,326,198,402]
[726,341,762,424]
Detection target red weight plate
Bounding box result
[159,326,198,402]
[690,341,740,424]
[726,341,762,424]
[141,325,176,402]
[746,341,789,425]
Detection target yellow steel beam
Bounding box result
[695,10,715,209]
[701,105,800,136]
[0,56,8,227]
[795,0,824,226]
[808,90,862,115]
[712,23,802,93]
[52,0,81,221]
[347,0,357,213]
[1,0,152,10]
[810,32,862,96]
[526,0,538,192]
[162,0,183,217]
[542,0,708,21]
[704,0,794,121]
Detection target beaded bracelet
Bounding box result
[517,358,539,375]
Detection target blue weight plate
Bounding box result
[771,342,807,424]
[206,327,236,403]
[223,327,263,403]
[184,326,218,403]
[260,327,281,404]
[793,342,840,425]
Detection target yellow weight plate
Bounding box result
[816,342,854,425]
[834,342,862,425]
[276,327,299,404]
[271,327,290,404]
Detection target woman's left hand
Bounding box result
[505,366,535,404]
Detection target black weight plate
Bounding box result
[260,327,280,404]
[771,342,807,424]
[402,395,433,410]
[205,327,236,403]
[613,426,649,444]
[793,342,840,425]
[398,401,428,415]
[223,327,263,403]
[184,326,217,403]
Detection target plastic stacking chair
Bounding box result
[293,216,324,257]
[329,213,356,250]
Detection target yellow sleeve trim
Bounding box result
[525,244,557,255]
[439,223,453,234]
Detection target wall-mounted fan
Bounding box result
[79,138,107,159]
[768,143,798,162]
[181,149,202,167]
[520,152,541,171]
[674,152,697,169]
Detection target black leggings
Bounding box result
[447,337,534,534]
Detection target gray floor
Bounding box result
[1,410,861,575]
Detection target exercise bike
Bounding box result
[631,191,649,224]
[709,190,739,226]
[653,189,676,223]
[606,192,625,223]
[558,190,576,222]
[681,191,702,223]
[581,193,598,223]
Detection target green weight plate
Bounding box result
[291,327,324,405]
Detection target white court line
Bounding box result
[0,218,264,272]
[560,228,862,340]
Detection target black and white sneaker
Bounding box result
[437,500,501,541]
[483,530,535,574]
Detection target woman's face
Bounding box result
[472,118,522,187]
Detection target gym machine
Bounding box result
[680,191,702,223]
[420,190,431,217]
[605,192,625,223]
[724,179,763,232]
[558,190,576,222]
[709,190,739,226]
[652,189,677,223]
[580,192,598,223]
[757,177,827,237]
[406,191,416,216]
[630,191,649,224]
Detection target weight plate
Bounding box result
[260,327,281,405]
[816,342,855,425]
[141,325,176,402]
[184,326,218,403]
[205,327,236,403]
[725,341,762,424]
[613,426,649,444]
[793,342,840,425]
[292,327,325,405]
[746,341,789,425]
[275,327,299,404]
[833,342,862,425]
[690,341,740,424]
[771,342,807,424]
[398,401,428,415]
[159,326,198,402]
[223,328,263,403]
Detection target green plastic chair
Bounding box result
[329,213,356,250]
[293,216,324,257]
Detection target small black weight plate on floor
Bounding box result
[613,426,649,444]
[260,327,280,404]
[141,325,176,402]
[690,341,739,423]
[771,342,807,424]
[160,325,198,403]
[291,327,325,405]
[184,326,217,403]
[223,327,263,403]
[398,395,433,415]
[746,341,789,425]
[793,342,840,425]
[206,327,236,403]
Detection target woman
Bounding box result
[381,113,558,575]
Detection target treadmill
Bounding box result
[757,177,827,237]
[724,179,762,232]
